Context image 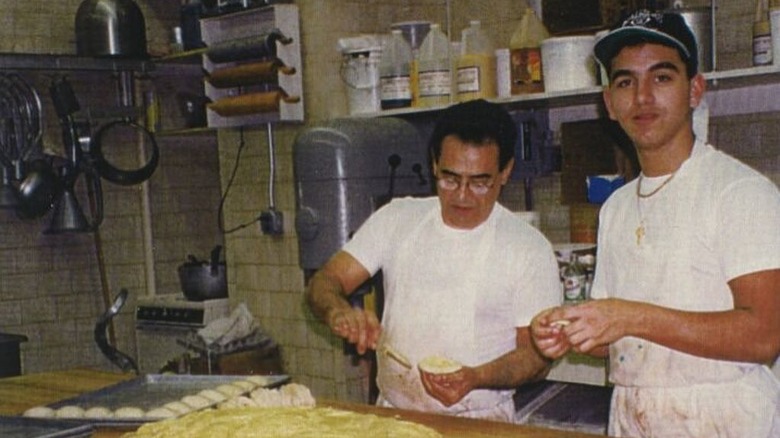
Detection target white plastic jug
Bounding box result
[379,30,413,109]
[417,23,451,108]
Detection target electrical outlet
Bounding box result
[259,209,284,235]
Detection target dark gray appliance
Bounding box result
[293,117,432,275]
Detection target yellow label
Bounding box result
[456,53,496,102]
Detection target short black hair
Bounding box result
[428,99,516,171]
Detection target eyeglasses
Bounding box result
[436,172,497,196]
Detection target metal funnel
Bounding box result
[45,188,90,233]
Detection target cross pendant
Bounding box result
[636,224,645,245]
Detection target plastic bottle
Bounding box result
[417,23,451,108]
[562,253,588,305]
[456,20,496,102]
[379,29,413,109]
[510,8,549,94]
[754,20,773,65]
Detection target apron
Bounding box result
[375,207,514,421]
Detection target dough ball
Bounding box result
[279,383,315,407]
[146,407,177,419]
[84,406,114,419]
[56,405,85,419]
[163,401,192,416]
[249,387,283,407]
[217,398,241,409]
[23,406,55,418]
[198,389,227,403]
[181,394,211,410]
[216,383,244,398]
[234,395,257,407]
[418,355,462,374]
[245,375,270,387]
[231,380,255,392]
[114,406,145,419]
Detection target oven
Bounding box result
[135,296,230,374]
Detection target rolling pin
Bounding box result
[206,30,291,63]
[207,90,300,116]
[207,60,296,88]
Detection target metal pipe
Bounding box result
[711,0,717,71]
[266,123,276,209]
[116,70,135,108]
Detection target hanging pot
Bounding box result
[177,245,228,301]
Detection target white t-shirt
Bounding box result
[344,196,561,416]
[593,140,780,387]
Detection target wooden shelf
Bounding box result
[0,52,153,73]
[352,65,780,118]
[156,127,215,137]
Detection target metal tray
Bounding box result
[0,416,92,438]
[46,373,289,425]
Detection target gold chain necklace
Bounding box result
[635,171,678,245]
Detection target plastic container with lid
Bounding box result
[417,23,451,108]
[456,20,496,102]
[510,8,549,94]
[379,29,413,109]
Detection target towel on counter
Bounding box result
[197,302,258,347]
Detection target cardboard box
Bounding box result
[560,120,622,204]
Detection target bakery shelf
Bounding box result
[352,65,780,118]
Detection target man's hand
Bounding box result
[530,307,572,359]
[327,306,381,355]
[419,367,476,407]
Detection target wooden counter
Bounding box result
[0,369,603,438]
[322,400,603,438]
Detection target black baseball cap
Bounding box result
[594,10,698,77]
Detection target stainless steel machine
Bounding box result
[293,117,432,277]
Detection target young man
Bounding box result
[531,10,780,437]
[306,99,560,421]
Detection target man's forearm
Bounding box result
[305,271,352,324]
[473,343,551,389]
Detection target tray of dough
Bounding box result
[22,374,289,425]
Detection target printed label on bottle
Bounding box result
[563,274,587,303]
[419,70,451,97]
[380,75,412,101]
[510,48,544,94]
[753,35,773,66]
[457,65,481,93]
